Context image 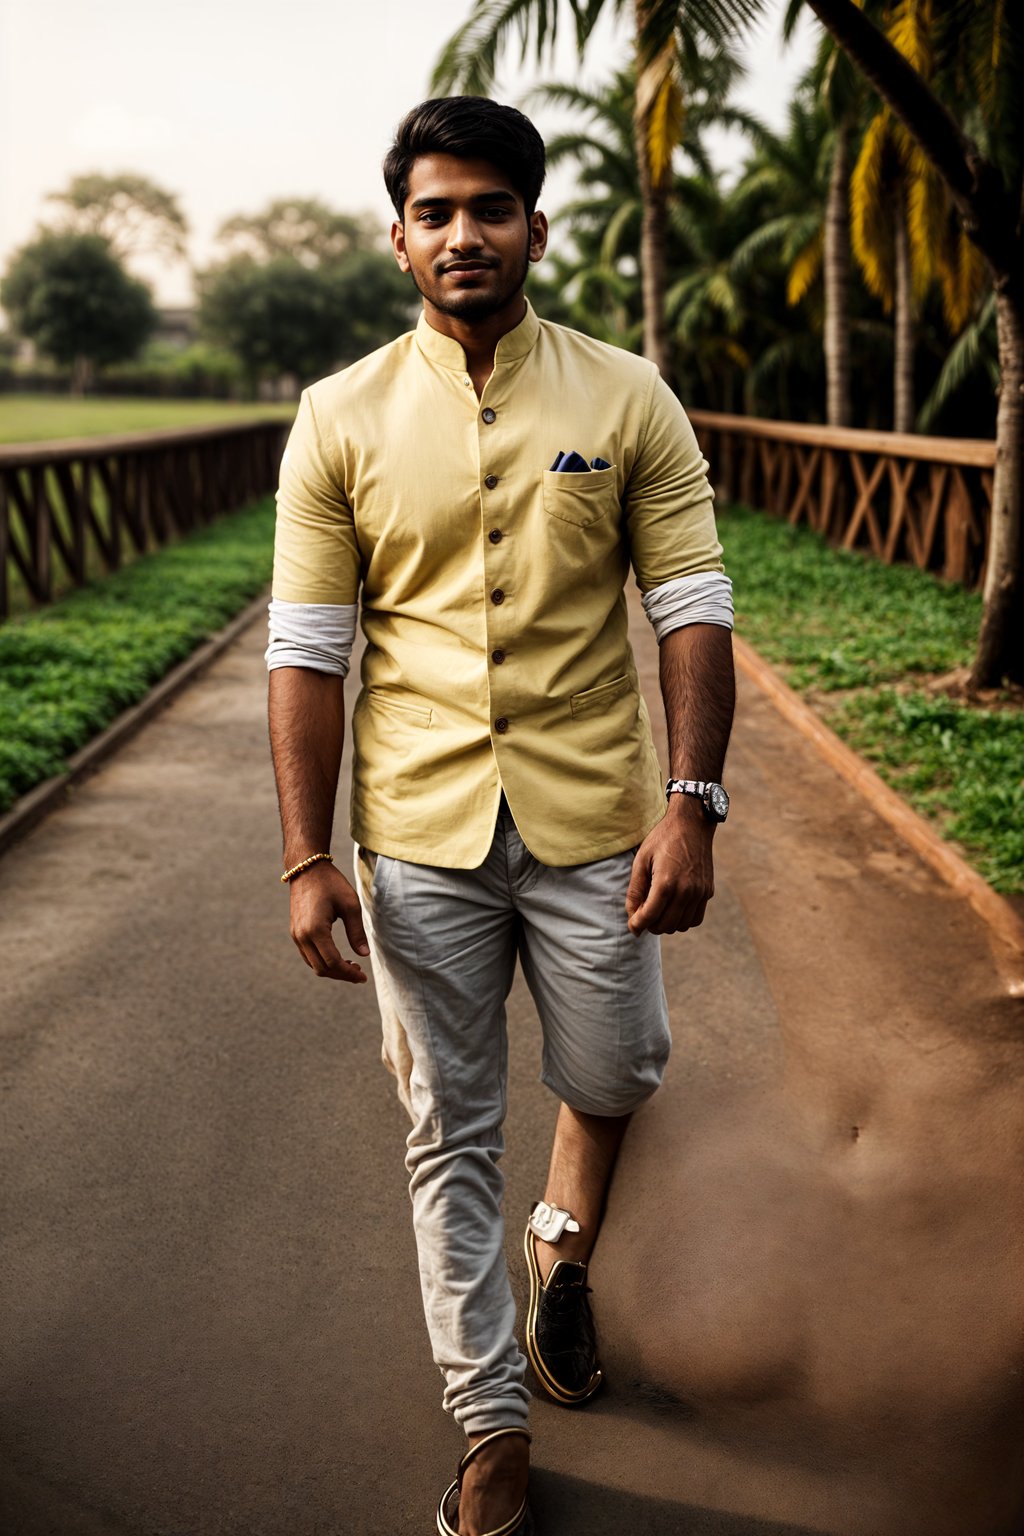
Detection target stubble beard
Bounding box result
[408,236,532,322]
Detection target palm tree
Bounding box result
[795,0,1023,685]
[848,2,988,433]
[432,0,765,378]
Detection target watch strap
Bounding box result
[666,778,706,798]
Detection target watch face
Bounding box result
[709,784,730,820]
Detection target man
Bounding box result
[266,97,734,1536]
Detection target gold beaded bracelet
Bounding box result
[280,852,334,884]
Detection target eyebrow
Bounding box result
[408,191,518,210]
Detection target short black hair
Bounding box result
[383,97,546,220]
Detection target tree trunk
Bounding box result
[971,288,1024,687]
[824,118,853,427]
[634,112,671,380]
[70,355,91,396]
[893,186,914,433]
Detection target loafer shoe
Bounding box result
[524,1215,603,1405]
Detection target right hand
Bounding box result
[288,861,371,983]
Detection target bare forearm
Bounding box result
[624,624,736,932]
[268,667,346,865]
[658,622,735,784]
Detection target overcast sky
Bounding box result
[0,0,819,309]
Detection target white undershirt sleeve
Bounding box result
[641,571,734,642]
[265,598,358,677]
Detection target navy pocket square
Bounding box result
[550,450,612,472]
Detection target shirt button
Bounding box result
[484,473,499,489]
[489,528,503,543]
[490,588,505,605]
[494,716,509,733]
[481,407,496,423]
[491,648,506,664]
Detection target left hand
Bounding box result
[625,798,716,935]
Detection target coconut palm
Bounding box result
[433,0,766,378]
[796,0,1023,685]
[848,1,988,432]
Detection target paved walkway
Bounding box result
[1,598,1021,1536]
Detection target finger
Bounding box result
[293,932,328,976]
[310,928,368,983]
[294,927,367,983]
[625,848,653,920]
[292,934,316,970]
[654,887,712,935]
[337,884,371,958]
[628,877,674,935]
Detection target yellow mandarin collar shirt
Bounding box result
[272,298,724,868]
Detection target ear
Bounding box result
[390,220,410,272]
[528,210,549,265]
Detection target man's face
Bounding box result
[391,154,547,323]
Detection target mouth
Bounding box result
[442,262,495,275]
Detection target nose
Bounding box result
[447,210,485,254]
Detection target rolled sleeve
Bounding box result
[271,388,361,605]
[625,372,723,594]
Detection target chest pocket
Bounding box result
[542,465,619,528]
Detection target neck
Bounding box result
[421,291,528,379]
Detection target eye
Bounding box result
[418,210,446,225]
[482,207,510,220]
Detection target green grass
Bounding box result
[0,393,297,444]
[719,504,1023,895]
[0,498,275,813]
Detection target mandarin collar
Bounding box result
[415,298,540,372]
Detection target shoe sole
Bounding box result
[523,1224,603,1406]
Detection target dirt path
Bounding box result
[0,599,1020,1536]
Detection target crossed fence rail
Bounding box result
[0,419,289,620]
[0,413,998,621]
[688,411,996,588]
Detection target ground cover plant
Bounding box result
[719,504,1024,895]
[0,498,275,813]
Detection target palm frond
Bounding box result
[729,213,801,276]
[938,220,989,335]
[917,291,997,430]
[850,111,896,308]
[785,228,824,306]
[639,47,684,187]
[600,198,640,264]
[431,0,567,94]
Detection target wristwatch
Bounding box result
[666,778,730,823]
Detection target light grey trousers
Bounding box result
[354,800,670,1434]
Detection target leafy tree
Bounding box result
[1,231,157,394]
[197,251,415,391]
[44,172,189,261]
[213,198,379,269]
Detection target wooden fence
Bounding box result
[0,419,289,619]
[688,411,997,588]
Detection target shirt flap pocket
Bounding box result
[570,674,632,718]
[373,694,433,728]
